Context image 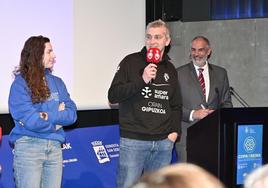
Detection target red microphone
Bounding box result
[146,48,161,64]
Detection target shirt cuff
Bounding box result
[189,110,195,121]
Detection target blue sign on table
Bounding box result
[236,124,263,185]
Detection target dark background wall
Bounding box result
[168,18,268,107]
[146,0,268,108]
[146,0,268,23]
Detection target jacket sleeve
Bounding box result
[47,78,77,126]
[108,56,146,104]
[221,70,233,108]
[169,71,182,136]
[177,69,192,123]
[9,80,55,133]
[182,106,192,123]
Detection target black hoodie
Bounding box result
[108,47,182,141]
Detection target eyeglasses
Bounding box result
[145,34,165,41]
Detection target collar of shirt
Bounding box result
[193,61,208,75]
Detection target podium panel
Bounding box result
[187,107,268,188]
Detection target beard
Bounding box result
[191,55,208,67]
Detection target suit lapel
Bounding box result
[207,64,215,104]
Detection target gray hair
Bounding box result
[191,35,211,47]
[146,19,170,39]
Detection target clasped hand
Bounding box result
[39,102,65,120]
[193,108,214,120]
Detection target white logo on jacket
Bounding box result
[141,87,152,98]
[48,92,59,101]
[164,73,169,82]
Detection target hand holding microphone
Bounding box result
[143,63,157,84]
[143,48,161,84]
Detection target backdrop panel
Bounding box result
[0,125,120,188]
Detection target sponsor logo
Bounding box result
[141,87,152,98]
[63,158,78,166]
[237,153,261,159]
[62,142,72,150]
[141,101,166,114]
[141,87,168,100]
[244,136,256,153]
[140,88,169,114]
[245,127,256,134]
[154,89,169,100]
[91,141,120,164]
[104,143,120,159]
[164,73,169,82]
[91,141,110,164]
[61,142,78,166]
[141,106,166,114]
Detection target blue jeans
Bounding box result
[13,136,62,188]
[117,137,174,188]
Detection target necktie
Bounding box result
[198,68,206,97]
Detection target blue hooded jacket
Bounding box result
[8,70,77,144]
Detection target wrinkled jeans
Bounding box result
[13,136,62,188]
[117,137,174,188]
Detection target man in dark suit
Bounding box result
[175,36,233,162]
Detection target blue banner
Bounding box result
[0,125,120,188]
[236,124,263,185]
[0,135,14,188]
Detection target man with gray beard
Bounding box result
[175,36,233,162]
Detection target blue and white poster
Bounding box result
[236,124,263,185]
[0,125,120,188]
[62,125,120,188]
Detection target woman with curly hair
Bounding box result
[8,35,77,188]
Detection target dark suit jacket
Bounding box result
[177,62,233,125]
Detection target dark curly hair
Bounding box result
[14,36,51,103]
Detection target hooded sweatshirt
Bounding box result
[108,47,182,141]
[8,69,77,144]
